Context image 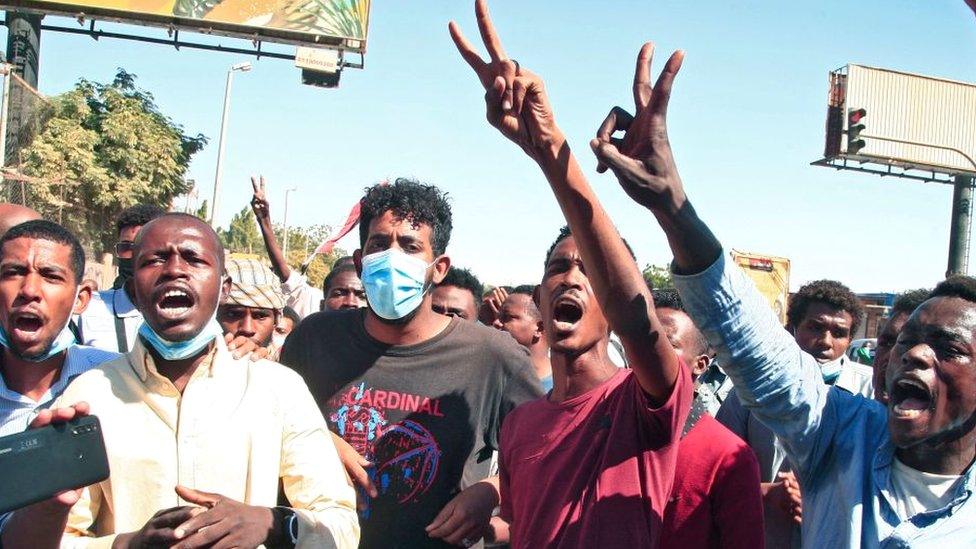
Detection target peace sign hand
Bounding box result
[590,43,687,214]
[250,175,271,223]
[450,0,563,160]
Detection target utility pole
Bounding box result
[3,11,41,169]
[209,61,251,225]
[947,175,975,277]
[282,187,297,258]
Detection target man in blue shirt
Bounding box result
[0,220,119,538]
[589,43,976,547]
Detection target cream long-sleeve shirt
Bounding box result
[54,337,359,549]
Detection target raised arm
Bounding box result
[250,176,291,282]
[591,45,833,476]
[449,0,679,402]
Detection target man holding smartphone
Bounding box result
[3,213,358,548]
[0,221,119,537]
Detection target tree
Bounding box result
[218,206,263,255]
[19,69,207,254]
[194,199,209,221]
[642,264,674,290]
[218,211,343,289]
[276,224,345,289]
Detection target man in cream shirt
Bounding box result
[3,213,358,549]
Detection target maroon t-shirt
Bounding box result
[499,366,692,548]
[661,414,764,549]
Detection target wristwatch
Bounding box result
[285,510,299,546]
[272,506,298,548]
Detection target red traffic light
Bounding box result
[849,108,866,124]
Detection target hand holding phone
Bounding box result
[0,402,109,513]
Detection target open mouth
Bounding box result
[12,312,44,334]
[156,288,195,317]
[552,297,583,332]
[890,377,933,419]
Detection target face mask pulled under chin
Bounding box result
[139,318,223,361]
[0,288,80,362]
[820,354,847,384]
[137,292,224,361]
[360,249,433,321]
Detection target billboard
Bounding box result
[823,64,976,176]
[2,0,371,49]
[730,250,790,326]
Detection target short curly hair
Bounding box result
[512,284,536,295]
[652,289,709,356]
[2,220,86,284]
[787,279,863,335]
[651,289,684,311]
[116,204,166,235]
[322,262,358,294]
[543,225,635,268]
[359,178,453,257]
[891,288,931,317]
[438,267,483,302]
[928,276,976,304]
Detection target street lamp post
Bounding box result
[209,61,252,225]
[282,187,298,258]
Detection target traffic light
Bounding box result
[847,108,867,154]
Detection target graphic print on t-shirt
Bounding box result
[329,382,445,511]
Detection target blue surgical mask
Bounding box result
[138,319,222,361]
[820,355,845,384]
[360,249,432,320]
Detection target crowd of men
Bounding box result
[1,1,975,547]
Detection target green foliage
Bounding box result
[194,199,209,221]
[218,207,263,254]
[218,209,343,290]
[642,264,674,290]
[276,0,369,38]
[20,69,207,254]
[172,0,221,18]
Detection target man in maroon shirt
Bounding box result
[654,290,764,548]
[451,2,692,546]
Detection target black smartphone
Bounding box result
[0,415,110,514]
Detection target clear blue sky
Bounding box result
[7,0,976,292]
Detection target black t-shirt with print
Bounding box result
[280,309,543,548]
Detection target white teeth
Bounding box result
[893,405,924,419]
[897,378,927,392]
[163,290,188,298]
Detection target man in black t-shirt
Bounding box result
[281,179,542,548]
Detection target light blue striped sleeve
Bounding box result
[672,252,833,477]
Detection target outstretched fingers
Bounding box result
[649,50,685,119]
[633,42,654,110]
[475,0,507,62]
[449,21,487,77]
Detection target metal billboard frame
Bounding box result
[1,13,365,66]
[1,0,370,51]
[812,64,976,184]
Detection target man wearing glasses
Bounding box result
[78,204,165,353]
